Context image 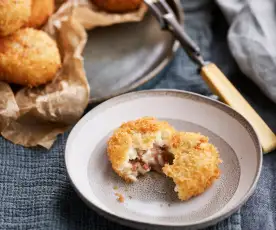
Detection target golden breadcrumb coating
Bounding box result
[107,117,176,182]
[0,0,31,36]
[26,0,55,29]
[0,28,61,87]
[92,0,143,13]
[163,132,222,201]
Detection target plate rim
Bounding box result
[88,0,184,104]
[65,89,262,229]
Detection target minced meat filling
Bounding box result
[130,144,174,176]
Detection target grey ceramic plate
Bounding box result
[83,0,183,103]
[65,90,262,230]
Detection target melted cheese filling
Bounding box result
[118,129,175,181]
[123,143,174,181]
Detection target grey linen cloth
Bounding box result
[1,0,276,229]
[216,0,276,103]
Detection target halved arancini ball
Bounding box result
[163,132,222,201]
[107,117,176,182]
[107,117,222,201]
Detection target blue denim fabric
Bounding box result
[1,0,276,229]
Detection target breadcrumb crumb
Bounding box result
[115,193,124,203]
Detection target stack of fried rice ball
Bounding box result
[0,0,144,87]
[0,0,61,87]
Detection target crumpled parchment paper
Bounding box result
[0,0,147,149]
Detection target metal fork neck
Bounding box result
[163,14,206,67]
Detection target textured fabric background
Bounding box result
[1,0,276,229]
[216,0,276,103]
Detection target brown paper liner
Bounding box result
[0,0,147,149]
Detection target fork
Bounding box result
[144,0,276,154]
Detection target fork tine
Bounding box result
[158,0,175,16]
[144,0,204,66]
[144,0,167,29]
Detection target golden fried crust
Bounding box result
[26,0,55,29]
[107,131,132,172]
[119,117,170,134]
[0,0,31,36]
[163,132,221,201]
[0,28,61,87]
[92,0,143,13]
[107,117,175,181]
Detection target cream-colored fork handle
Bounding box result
[201,63,276,154]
